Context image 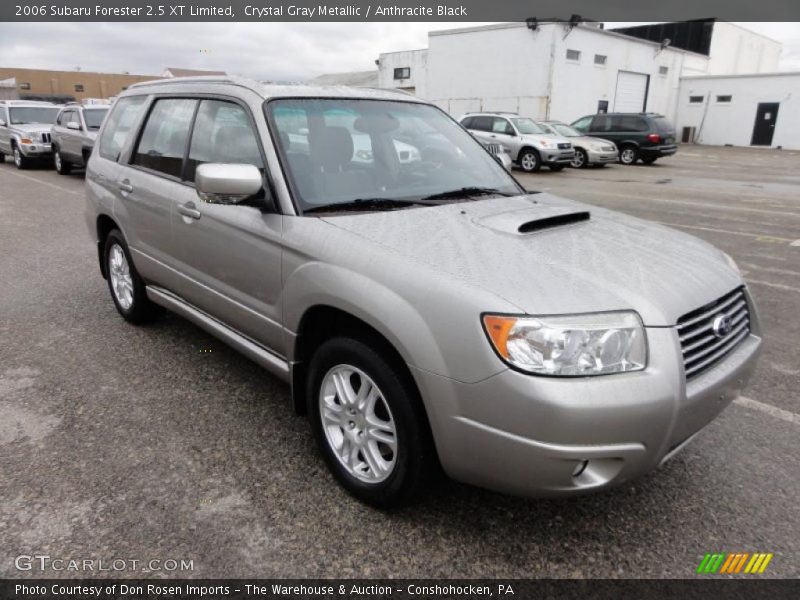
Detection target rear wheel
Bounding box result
[307,336,435,508]
[54,148,72,175]
[571,148,588,168]
[518,149,541,173]
[104,229,162,324]
[619,145,639,165]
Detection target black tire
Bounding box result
[307,336,435,508]
[53,147,72,175]
[0,151,5,163]
[571,148,589,168]
[549,164,566,172]
[103,229,162,324]
[641,157,657,165]
[12,144,30,170]
[517,148,541,173]
[619,145,639,165]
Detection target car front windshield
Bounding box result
[83,109,109,130]
[551,123,581,137]
[511,118,545,135]
[9,107,60,125]
[267,98,522,213]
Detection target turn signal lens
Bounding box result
[19,138,33,144]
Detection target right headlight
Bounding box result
[482,311,647,376]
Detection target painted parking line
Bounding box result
[656,222,797,245]
[745,279,800,294]
[0,166,84,197]
[734,396,800,426]
[568,188,800,219]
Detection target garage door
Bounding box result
[614,71,649,112]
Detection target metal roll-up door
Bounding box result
[614,71,649,112]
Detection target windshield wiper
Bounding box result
[421,187,513,201]
[304,198,432,214]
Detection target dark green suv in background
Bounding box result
[570,112,678,165]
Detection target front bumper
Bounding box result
[586,149,618,164]
[412,323,761,497]
[19,142,53,157]
[541,148,575,165]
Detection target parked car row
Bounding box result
[0,99,109,172]
[458,110,677,172]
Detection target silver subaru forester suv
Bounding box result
[85,77,761,507]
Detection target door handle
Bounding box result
[118,179,134,193]
[490,134,497,138]
[177,202,201,220]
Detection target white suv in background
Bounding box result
[460,112,574,173]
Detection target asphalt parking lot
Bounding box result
[0,146,798,579]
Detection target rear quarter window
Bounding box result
[654,117,675,133]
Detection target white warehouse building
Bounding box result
[375,20,799,149]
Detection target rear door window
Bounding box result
[132,98,197,178]
[471,116,493,132]
[98,95,147,161]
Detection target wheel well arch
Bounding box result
[96,214,119,278]
[516,145,539,161]
[618,140,641,149]
[291,305,418,417]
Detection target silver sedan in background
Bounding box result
[538,120,618,168]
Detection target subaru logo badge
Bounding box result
[712,314,733,338]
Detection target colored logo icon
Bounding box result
[697,552,773,574]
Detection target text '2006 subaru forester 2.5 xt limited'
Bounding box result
[85,77,761,507]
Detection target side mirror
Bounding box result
[195,163,263,205]
[0,119,6,127]
[67,121,81,131]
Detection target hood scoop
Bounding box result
[475,205,591,235]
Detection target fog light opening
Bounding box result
[572,460,589,478]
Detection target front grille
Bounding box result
[40,132,51,143]
[677,287,750,379]
[484,143,501,155]
[557,142,572,149]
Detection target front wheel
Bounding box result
[307,337,435,508]
[54,148,72,175]
[104,230,162,324]
[619,145,639,165]
[571,148,588,168]
[13,145,30,169]
[518,149,541,173]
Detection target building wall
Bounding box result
[0,68,156,101]
[706,23,782,75]
[377,49,428,97]
[548,26,691,123]
[387,23,702,124]
[677,73,800,149]
[425,23,551,117]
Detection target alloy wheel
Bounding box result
[520,152,538,171]
[54,152,61,171]
[572,150,586,168]
[13,147,21,167]
[319,364,398,483]
[108,244,134,310]
[620,148,636,164]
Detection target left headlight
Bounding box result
[482,311,647,376]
